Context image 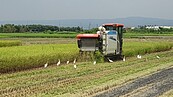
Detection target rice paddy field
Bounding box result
[0,39,172,73]
[0,32,173,39]
[0,34,173,97]
[124,32,173,38]
[0,44,79,73]
[0,40,22,47]
[0,33,77,38]
[0,48,173,97]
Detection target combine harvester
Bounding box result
[76,23,124,61]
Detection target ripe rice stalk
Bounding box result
[0,41,172,73]
[0,40,22,47]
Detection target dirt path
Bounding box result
[94,67,173,97]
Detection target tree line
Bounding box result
[0,24,83,33]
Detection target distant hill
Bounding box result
[0,17,173,29]
[115,17,173,27]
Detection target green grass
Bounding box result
[0,36,8,38]
[0,40,172,73]
[124,33,173,38]
[0,33,78,38]
[1,32,173,39]
[0,40,22,47]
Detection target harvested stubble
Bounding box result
[0,49,173,97]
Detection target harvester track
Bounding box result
[94,66,173,97]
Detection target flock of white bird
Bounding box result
[44,58,77,68]
[44,55,161,68]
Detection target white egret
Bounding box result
[67,60,69,64]
[156,55,160,59]
[107,58,113,63]
[123,56,126,62]
[74,64,77,69]
[73,59,76,64]
[137,55,142,59]
[44,62,48,68]
[57,59,60,66]
[93,61,96,65]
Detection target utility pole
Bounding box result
[59,22,61,32]
[89,23,91,30]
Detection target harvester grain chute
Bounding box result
[76,23,124,61]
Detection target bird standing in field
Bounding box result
[44,62,48,68]
[73,59,76,64]
[74,64,77,69]
[57,59,60,66]
[123,56,126,62]
[66,60,69,64]
[107,58,113,63]
[73,59,77,69]
[93,61,97,65]
[156,55,160,59]
[137,55,142,59]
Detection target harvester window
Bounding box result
[118,27,123,33]
[104,26,116,30]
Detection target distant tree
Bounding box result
[0,25,2,32]
[2,24,16,33]
[0,24,84,33]
[84,28,98,33]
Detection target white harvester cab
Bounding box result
[77,23,124,57]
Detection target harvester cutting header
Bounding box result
[76,23,124,58]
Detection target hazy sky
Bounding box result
[0,0,172,21]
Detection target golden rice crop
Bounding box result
[0,44,78,73]
[123,41,173,57]
[0,41,172,73]
[0,40,22,47]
